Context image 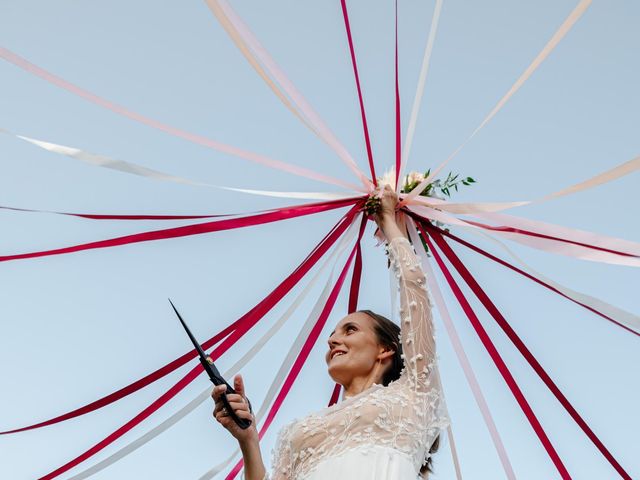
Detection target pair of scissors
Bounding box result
[169,299,252,430]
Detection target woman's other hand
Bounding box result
[212,374,258,444]
[374,184,399,225]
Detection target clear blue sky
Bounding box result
[1,1,638,479]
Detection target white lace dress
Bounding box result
[267,237,449,480]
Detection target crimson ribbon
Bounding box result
[3,204,361,437]
[438,226,640,338]
[467,219,640,259]
[36,206,363,480]
[329,213,369,407]
[226,218,365,479]
[348,213,367,313]
[0,197,361,263]
[394,0,401,188]
[340,0,377,185]
[417,223,572,479]
[0,205,231,220]
[424,223,632,480]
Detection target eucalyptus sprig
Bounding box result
[401,169,476,198]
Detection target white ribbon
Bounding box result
[398,0,444,184]
[198,221,359,480]
[463,229,640,335]
[4,130,358,201]
[407,218,517,480]
[204,0,373,191]
[401,0,592,205]
[407,204,640,267]
[66,221,358,480]
[408,154,640,214]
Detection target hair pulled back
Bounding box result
[358,309,440,477]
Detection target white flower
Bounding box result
[377,167,396,190]
[405,171,425,185]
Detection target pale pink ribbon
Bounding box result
[204,0,374,191]
[0,47,362,192]
[398,0,444,185]
[4,129,358,201]
[407,217,517,480]
[409,154,640,214]
[464,229,640,335]
[408,204,640,267]
[401,0,592,205]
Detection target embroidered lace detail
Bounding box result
[267,237,449,479]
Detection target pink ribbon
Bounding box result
[424,223,631,480]
[2,207,359,437]
[0,47,360,191]
[225,218,365,479]
[340,0,377,185]
[407,218,516,480]
[0,197,361,263]
[435,226,640,337]
[394,0,402,189]
[418,223,572,479]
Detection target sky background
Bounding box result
[1,1,639,479]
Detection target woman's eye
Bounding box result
[346,326,357,333]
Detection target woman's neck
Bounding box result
[342,370,383,398]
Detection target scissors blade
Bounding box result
[168,298,225,381]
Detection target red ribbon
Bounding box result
[0,197,361,263]
[226,219,365,479]
[348,214,367,313]
[436,225,640,338]
[36,208,362,480]
[3,205,361,437]
[394,0,401,189]
[417,223,572,479]
[466,219,640,259]
[340,0,377,185]
[424,223,632,480]
[0,205,231,220]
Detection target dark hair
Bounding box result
[358,309,440,477]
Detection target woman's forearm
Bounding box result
[379,212,407,243]
[239,438,267,480]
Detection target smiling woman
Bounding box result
[212,186,449,479]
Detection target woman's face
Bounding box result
[325,312,386,385]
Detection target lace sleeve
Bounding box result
[387,236,436,390]
[265,423,292,480]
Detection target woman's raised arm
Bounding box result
[375,186,436,389]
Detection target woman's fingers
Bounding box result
[233,374,246,398]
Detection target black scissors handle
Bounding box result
[169,299,252,430]
[200,356,253,430]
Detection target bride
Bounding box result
[212,185,450,479]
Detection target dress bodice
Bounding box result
[267,236,449,479]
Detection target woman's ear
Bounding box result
[377,346,395,362]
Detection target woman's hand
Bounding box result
[372,184,407,243]
[374,184,399,227]
[212,374,258,445]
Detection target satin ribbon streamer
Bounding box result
[0,197,360,264]
[407,218,516,480]
[4,130,359,201]
[424,224,631,479]
[205,0,373,191]
[398,0,443,185]
[2,207,359,436]
[36,210,362,479]
[340,0,377,185]
[67,219,360,480]
[419,225,572,479]
[225,223,365,479]
[401,0,592,205]
[407,204,640,267]
[0,47,361,191]
[441,227,640,336]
